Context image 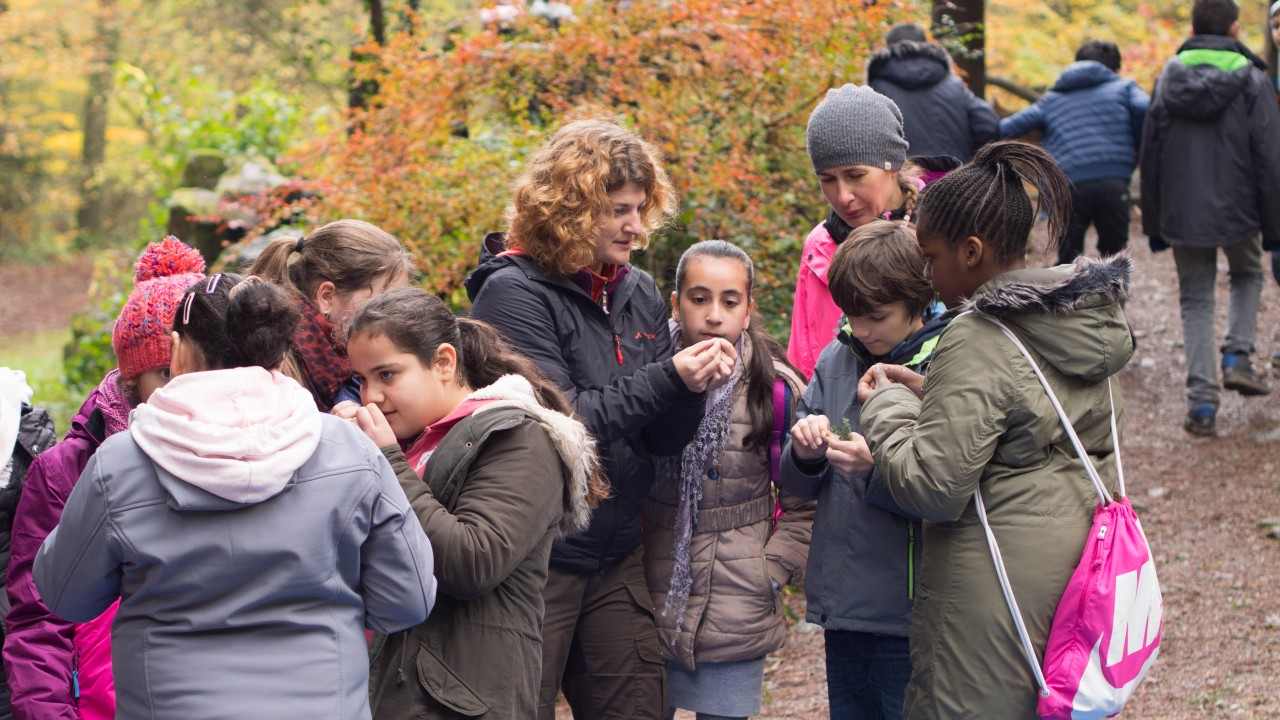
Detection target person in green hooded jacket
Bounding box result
[856,140,1135,719]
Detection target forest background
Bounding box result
[0,0,1273,428]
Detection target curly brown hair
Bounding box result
[505,119,678,275]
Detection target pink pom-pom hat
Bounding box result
[111,236,206,380]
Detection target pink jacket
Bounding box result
[4,390,116,720]
[786,221,842,379]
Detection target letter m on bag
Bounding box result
[1106,560,1162,667]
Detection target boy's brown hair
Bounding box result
[828,219,934,318]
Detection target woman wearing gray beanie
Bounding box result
[783,83,916,376]
[786,85,929,379]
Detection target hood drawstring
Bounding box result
[395,633,409,685]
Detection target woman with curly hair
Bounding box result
[466,119,735,720]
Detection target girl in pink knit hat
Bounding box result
[3,236,204,720]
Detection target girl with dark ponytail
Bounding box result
[34,274,436,720]
[856,140,1136,719]
[337,287,607,720]
[249,219,415,411]
[642,240,812,720]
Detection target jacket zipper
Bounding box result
[907,523,916,601]
[602,288,623,365]
[72,646,81,699]
[369,633,388,669]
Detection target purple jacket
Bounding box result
[3,391,116,720]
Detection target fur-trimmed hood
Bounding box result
[963,254,1134,382]
[468,374,599,537]
[867,40,952,90]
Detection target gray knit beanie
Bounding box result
[806,84,909,174]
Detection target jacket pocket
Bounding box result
[416,643,491,717]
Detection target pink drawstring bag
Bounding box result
[975,316,1162,720]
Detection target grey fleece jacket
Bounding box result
[34,372,435,720]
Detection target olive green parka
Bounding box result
[860,256,1134,720]
[368,376,598,719]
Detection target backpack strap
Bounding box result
[966,313,1126,700]
[769,376,792,533]
[769,376,790,484]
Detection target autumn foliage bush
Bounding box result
[281,0,917,335]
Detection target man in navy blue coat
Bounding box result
[1000,40,1149,265]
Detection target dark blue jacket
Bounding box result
[867,41,998,162]
[777,309,949,635]
[465,234,705,573]
[1000,61,1149,185]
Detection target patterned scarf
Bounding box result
[292,300,351,412]
[97,369,135,437]
[656,322,745,634]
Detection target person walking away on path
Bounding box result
[465,119,735,720]
[1000,40,1149,265]
[855,141,1133,720]
[338,288,608,719]
[643,241,813,720]
[788,85,943,379]
[4,236,204,720]
[250,219,414,411]
[780,220,950,720]
[33,274,436,720]
[0,369,56,720]
[1140,0,1280,435]
[867,22,998,162]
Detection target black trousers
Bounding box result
[1059,177,1132,265]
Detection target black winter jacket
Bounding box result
[465,234,705,573]
[1140,36,1280,251]
[867,41,998,162]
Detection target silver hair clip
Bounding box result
[181,291,197,326]
[205,273,222,294]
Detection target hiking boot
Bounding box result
[1183,405,1217,436]
[1222,353,1271,396]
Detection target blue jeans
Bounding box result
[824,630,910,720]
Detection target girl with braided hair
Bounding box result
[856,141,1135,718]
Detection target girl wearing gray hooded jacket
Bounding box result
[34,274,437,720]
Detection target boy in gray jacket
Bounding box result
[778,220,949,720]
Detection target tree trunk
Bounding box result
[76,0,121,247]
[1267,13,1277,87]
[932,0,986,98]
[348,0,386,113]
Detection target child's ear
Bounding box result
[670,291,680,322]
[962,235,985,269]
[434,343,459,383]
[745,298,756,329]
[313,281,338,319]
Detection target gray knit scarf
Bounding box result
[657,321,745,635]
